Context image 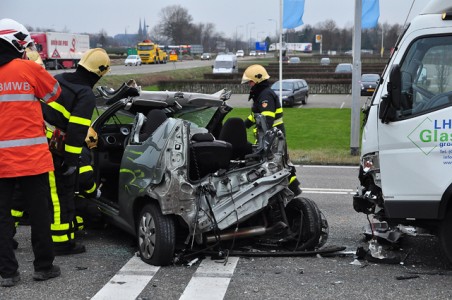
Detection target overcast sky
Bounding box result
[3,0,431,39]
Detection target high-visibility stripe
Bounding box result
[261,111,275,118]
[48,171,61,225]
[86,182,97,193]
[247,114,255,122]
[0,136,47,149]
[0,94,36,102]
[69,116,91,126]
[51,223,70,231]
[41,81,60,102]
[79,165,93,174]
[290,175,297,184]
[65,144,82,154]
[276,108,283,114]
[49,101,71,119]
[11,210,24,218]
[52,233,72,242]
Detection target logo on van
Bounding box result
[408,117,452,155]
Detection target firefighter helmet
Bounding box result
[85,127,98,149]
[241,64,270,84]
[78,48,111,77]
[0,18,31,53]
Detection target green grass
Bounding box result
[226,108,360,165]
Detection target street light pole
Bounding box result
[246,22,254,55]
[268,19,278,41]
[236,25,243,51]
[249,26,255,53]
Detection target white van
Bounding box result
[353,2,452,263]
[212,54,238,74]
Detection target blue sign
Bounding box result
[255,42,267,51]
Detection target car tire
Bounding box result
[283,197,327,250]
[289,97,295,107]
[439,207,452,265]
[302,94,308,105]
[137,202,176,266]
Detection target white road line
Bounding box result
[91,255,160,300]
[179,257,239,300]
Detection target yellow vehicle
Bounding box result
[137,40,167,64]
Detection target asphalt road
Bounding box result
[3,166,452,300]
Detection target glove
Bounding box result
[61,163,77,176]
[96,189,102,199]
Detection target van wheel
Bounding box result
[439,207,452,264]
[137,203,176,266]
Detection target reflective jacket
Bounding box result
[42,73,96,166]
[0,58,61,178]
[245,80,285,135]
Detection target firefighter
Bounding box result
[74,127,103,230]
[241,64,301,196]
[0,18,61,287]
[42,48,110,255]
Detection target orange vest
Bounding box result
[0,58,61,178]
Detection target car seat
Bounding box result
[219,117,253,160]
[189,132,232,180]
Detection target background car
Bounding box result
[360,73,380,96]
[334,63,353,73]
[271,79,309,107]
[124,55,142,66]
[288,57,301,64]
[249,50,257,56]
[320,57,331,65]
[200,53,211,60]
[236,50,244,57]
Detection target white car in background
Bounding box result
[124,55,142,66]
[236,50,244,57]
[249,50,257,56]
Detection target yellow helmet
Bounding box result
[85,127,98,149]
[78,48,110,77]
[241,64,270,84]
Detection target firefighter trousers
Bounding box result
[48,154,77,246]
[0,173,55,277]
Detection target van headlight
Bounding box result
[362,152,380,173]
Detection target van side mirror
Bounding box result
[379,64,401,123]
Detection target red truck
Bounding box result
[31,32,90,70]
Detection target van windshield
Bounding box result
[214,61,232,68]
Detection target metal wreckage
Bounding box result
[89,81,343,266]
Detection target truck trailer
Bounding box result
[31,32,90,70]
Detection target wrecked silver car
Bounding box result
[91,83,329,266]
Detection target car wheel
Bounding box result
[439,207,452,265]
[283,197,328,250]
[289,97,295,107]
[137,203,176,266]
[302,94,308,105]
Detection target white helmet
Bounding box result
[0,18,31,53]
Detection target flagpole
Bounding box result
[279,0,283,105]
[350,0,362,156]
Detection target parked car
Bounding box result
[236,50,244,57]
[271,79,309,106]
[200,53,211,60]
[360,73,380,96]
[334,63,353,73]
[320,57,331,66]
[91,83,327,266]
[249,50,257,56]
[124,55,142,66]
[288,57,301,64]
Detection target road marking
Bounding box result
[179,257,239,300]
[91,255,160,300]
[302,187,355,195]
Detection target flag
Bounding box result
[362,0,380,29]
[283,0,305,29]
